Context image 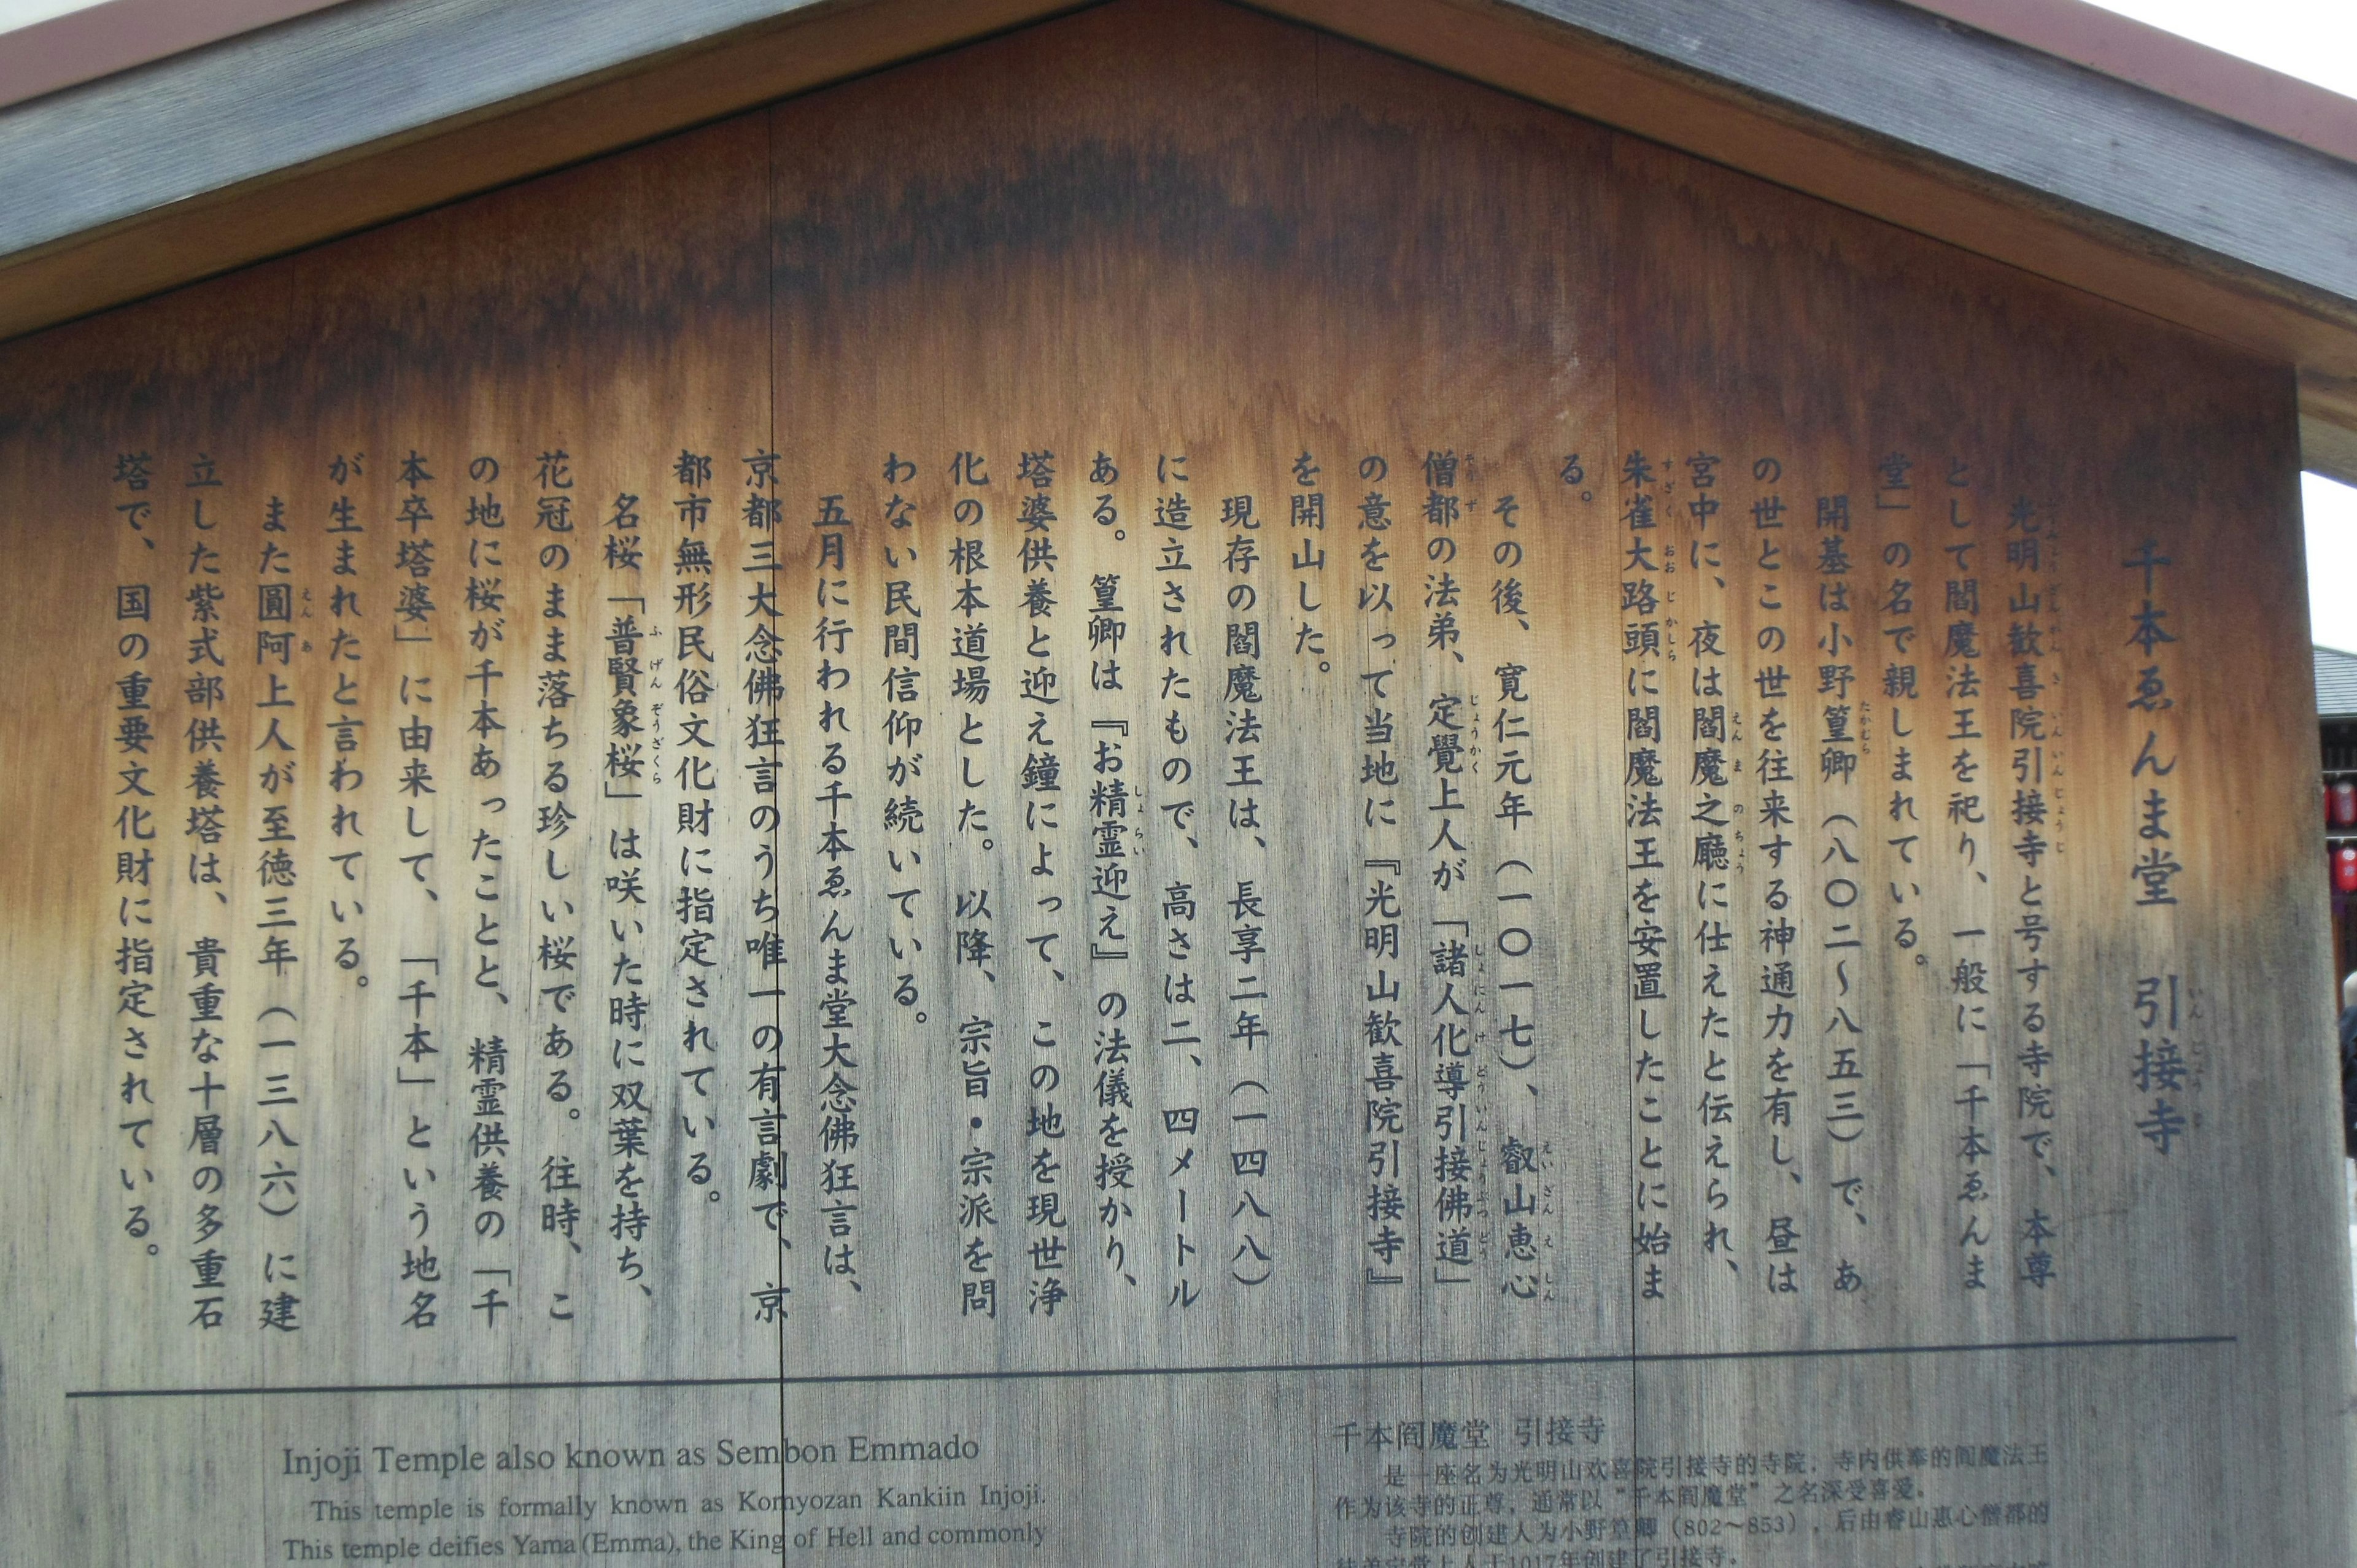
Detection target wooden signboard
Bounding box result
[0,1,2347,1561]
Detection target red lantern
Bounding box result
[2334,844,2357,893]
[2334,780,2357,828]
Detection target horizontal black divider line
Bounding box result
[66,1333,2235,1400]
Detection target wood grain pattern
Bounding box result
[0,2,2345,1561]
[6,0,2357,496]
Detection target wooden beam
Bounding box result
[0,0,351,112]
[1,0,2353,473]
[0,0,1082,341]
[1252,0,2357,477]
[1894,0,2357,168]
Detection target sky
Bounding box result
[2,0,2352,641]
[2080,0,2357,96]
[2305,476,2357,652]
[0,0,93,25]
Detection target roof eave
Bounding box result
[0,0,2352,477]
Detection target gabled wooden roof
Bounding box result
[2316,645,2357,720]
[1,0,2353,477]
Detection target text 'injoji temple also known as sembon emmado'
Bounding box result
[1,0,2355,1562]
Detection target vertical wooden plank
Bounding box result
[0,103,783,1562]
[1606,120,2345,1563]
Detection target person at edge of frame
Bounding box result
[2339,971,2357,1158]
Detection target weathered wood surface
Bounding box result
[0,2,2345,1561]
[9,0,2357,507]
